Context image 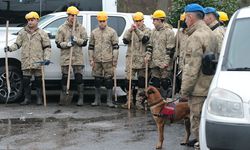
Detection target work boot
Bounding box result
[20,85,31,105]
[135,88,144,110]
[121,93,134,109]
[36,88,43,105]
[91,88,101,106]
[76,84,84,106]
[106,89,115,108]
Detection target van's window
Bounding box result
[223,18,250,70]
[43,16,83,38]
[91,16,126,37]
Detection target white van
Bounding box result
[200,7,250,150]
[0,11,154,102]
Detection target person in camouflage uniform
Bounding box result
[4,11,51,105]
[145,10,175,98]
[204,7,225,55]
[121,12,151,110]
[181,4,218,148]
[55,6,88,106]
[88,11,119,108]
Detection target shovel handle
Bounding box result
[128,32,135,110]
[5,20,11,103]
[66,15,76,94]
[41,65,47,107]
[113,67,117,102]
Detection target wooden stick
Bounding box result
[113,67,117,102]
[66,15,76,95]
[172,20,181,100]
[5,20,11,104]
[128,32,134,110]
[41,65,47,107]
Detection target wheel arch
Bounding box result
[0,58,22,71]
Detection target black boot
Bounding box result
[76,84,84,106]
[91,88,101,106]
[20,76,31,105]
[106,89,115,108]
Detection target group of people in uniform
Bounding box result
[4,3,229,149]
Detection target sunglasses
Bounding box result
[99,21,106,23]
[134,20,142,22]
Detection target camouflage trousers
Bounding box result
[188,96,206,141]
[150,67,170,79]
[92,62,113,78]
[23,69,41,77]
[61,65,84,74]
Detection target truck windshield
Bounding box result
[223,18,250,71]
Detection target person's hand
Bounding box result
[113,60,117,67]
[90,60,94,67]
[67,42,73,47]
[129,24,137,32]
[43,59,51,65]
[144,54,150,63]
[71,36,78,45]
[179,96,189,102]
[4,46,11,52]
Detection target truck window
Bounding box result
[91,16,126,37]
[43,16,83,38]
[223,18,250,70]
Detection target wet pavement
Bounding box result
[0,96,194,150]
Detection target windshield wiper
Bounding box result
[227,67,250,71]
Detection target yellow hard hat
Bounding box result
[152,10,166,19]
[25,11,40,20]
[180,13,186,21]
[133,12,144,21]
[218,11,229,21]
[67,6,79,15]
[97,11,108,21]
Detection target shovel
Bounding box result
[59,15,76,105]
[128,32,135,109]
[5,20,11,105]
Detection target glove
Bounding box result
[71,36,77,45]
[4,46,11,52]
[67,42,73,47]
[43,59,51,65]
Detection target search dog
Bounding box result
[141,86,191,149]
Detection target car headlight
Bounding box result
[207,88,243,118]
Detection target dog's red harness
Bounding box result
[150,98,177,122]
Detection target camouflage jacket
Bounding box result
[146,23,175,68]
[181,20,218,97]
[9,26,51,70]
[123,24,151,69]
[55,20,88,66]
[88,26,119,62]
[209,20,225,54]
[176,28,188,71]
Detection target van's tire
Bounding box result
[0,66,23,103]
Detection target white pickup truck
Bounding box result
[0,11,154,102]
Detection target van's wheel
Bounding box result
[0,66,23,103]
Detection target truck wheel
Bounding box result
[0,66,23,103]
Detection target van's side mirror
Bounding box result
[202,52,217,75]
[44,30,55,39]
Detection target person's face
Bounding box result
[153,18,162,28]
[98,20,107,29]
[27,18,38,28]
[134,19,144,28]
[68,14,77,24]
[185,13,194,28]
[203,14,213,25]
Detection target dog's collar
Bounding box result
[149,98,167,110]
